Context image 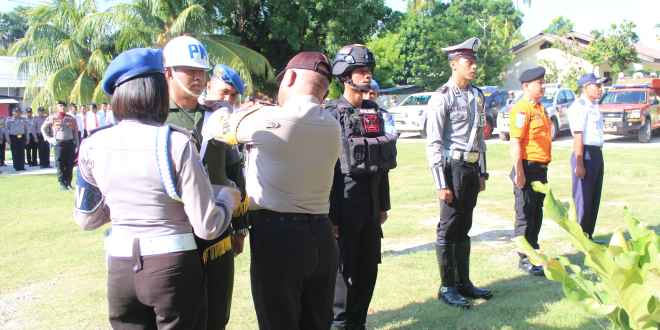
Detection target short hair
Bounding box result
[37,106,45,112]
[90,103,97,110]
[111,73,169,124]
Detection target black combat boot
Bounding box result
[456,239,493,299]
[436,244,471,308]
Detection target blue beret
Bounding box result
[578,73,608,87]
[370,79,380,92]
[212,64,245,95]
[102,48,164,95]
[519,66,546,83]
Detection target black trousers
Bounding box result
[203,242,234,330]
[333,215,382,329]
[55,140,75,186]
[37,134,50,168]
[571,146,604,238]
[0,139,5,165]
[107,251,206,330]
[512,161,548,251]
[26,134,38,165]
[437,160,480,245]
[9,135,26,170]
[249,210,337,330]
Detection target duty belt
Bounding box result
[201,236,232,265]
[447,150,480,163]
[105,233,197,257]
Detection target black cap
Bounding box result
[277,51,332,82]
[519,66,546,83]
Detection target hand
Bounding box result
[479,177,486,192]
[231,234,246,256]
[332,225,339,239]
[575,163,586,178]
[438,189,454,204]
[218,186,242,212]
[379,211,388,225]
[514,170,526,189]
[47,138,56,145]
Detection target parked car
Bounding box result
[480,86,510,139]
[388,92,434,137]
[599,78,660,143]
[496,87,575,141]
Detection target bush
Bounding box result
[515,182,660,330]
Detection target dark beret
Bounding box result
[519,66,546,83]
[102,48,164,95]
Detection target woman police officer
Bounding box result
[73,48,241,329]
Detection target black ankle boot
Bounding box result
[456,240,492,299]
[436,244,471,308]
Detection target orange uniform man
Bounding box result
[509,66,551,277]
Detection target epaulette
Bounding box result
[471,84,485,97]
[87,124,114,136]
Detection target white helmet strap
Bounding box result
[172,70,202,98]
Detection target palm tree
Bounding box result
[11,0,274,107]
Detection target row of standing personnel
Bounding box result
[0,107,51,171]
[69,34,607,330]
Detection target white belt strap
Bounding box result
[465,87,481,152]
[156,125,182,202]
[106,233,197,257]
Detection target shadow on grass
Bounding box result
[369,271,604,330]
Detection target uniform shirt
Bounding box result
[73,120,231,240]
[234,95,341,214]
[41,112,79,143]
[33,116,47,136]
[106,110,116,125]
[509,95,552,163]
[24,116,36,138]
[425,79,487,189]
[71,112,85,133]
[4,117,28,140]
[567,96,604,147]
[0,117,5,143]
[97,110,107,127]
[85,111,99,132]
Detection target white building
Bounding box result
[501,32,660,90]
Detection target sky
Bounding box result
[1,0,658,48]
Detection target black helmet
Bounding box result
[332,44,376,77]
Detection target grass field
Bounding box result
[1,137,658,330]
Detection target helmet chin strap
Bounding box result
[172,72,202,98]
[343,76,371,93]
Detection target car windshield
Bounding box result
[540,91,556,106]
[400,95,431,106]
[601,91,647,104]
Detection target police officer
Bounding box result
[34,107,51,168]
[325,44,395,329]
[5,107,28,171]
[364,79,397,136]
[0,115,6,167]
[509,66,552,276]
[209,51,341,330]
[425,37,492,309]
[163,35,247,330]
[74,47,241,330]
[41,101,79,190]
[24,108,38,166]
[568,73,607,240]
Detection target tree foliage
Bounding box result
[544,16,574,36]
[583,21,639,77]
[0,6,29,48]
[210,0,391,71]
[10,0,274,107]
[369,0,523,90]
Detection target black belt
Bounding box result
[249,209,328,224]
[523,160,548,168]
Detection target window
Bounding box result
[400,95,432,106]
[601,91,647,104]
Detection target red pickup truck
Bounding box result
[600,78,660,143]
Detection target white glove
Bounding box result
[47,138,57,145]
[215,185,242,212]
[203,110,236,144]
